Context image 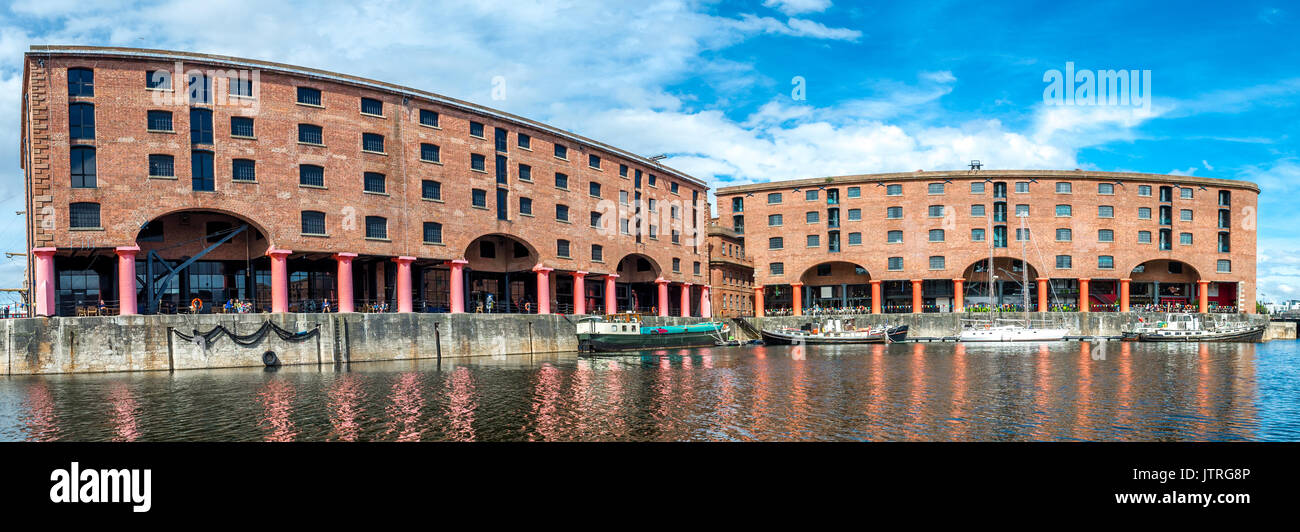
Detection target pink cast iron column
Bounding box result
[533,265,553,314]
[33,247,57,316]
[335,253,357,313]
[680,282,692,317]
[604,274,619,314]
[700,285,712,318]
[655,278,670,317]
[572,271,587,315]
[115,246,140,315]
[267,248,292,313]
[449,259,468,313]
[395,256,415,313]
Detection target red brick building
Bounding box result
[706,220,754,317]
[715,170,1259,315]
[21,46,711,317]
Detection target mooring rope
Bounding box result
[172,321,320,350]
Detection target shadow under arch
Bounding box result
[1124,258,1203,308]
[959,256,1044,310]
[796,260,872,309]
[614,253,662,313]
[460,233,544,313]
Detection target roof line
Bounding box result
[715,169,1261,194]
[29,44,707,187]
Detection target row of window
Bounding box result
[764,228,1232,250]
[757,182,1230,205]
[766,257,1233,274]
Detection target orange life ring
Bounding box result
[190,298,203,311]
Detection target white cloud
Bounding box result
[762,0,834,16]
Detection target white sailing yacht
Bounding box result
[959,209,1067,342]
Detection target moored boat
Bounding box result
[759,318,908,345]
[1122,313,1265,342]
[577,314,729,353]
[959,318,1068,342]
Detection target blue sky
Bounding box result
[0,0,1296,304]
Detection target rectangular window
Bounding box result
[1218,190,1231,206]
[971,182,985,194]
[806,190,819,201]
[1099,255,1114,269]
[362,133,385,153]
[186,73,210,104]
[1015,204,1029,217]
[589,182,601,198]
[971,204,985,217]
[1138,231,1152,243]
[517,133,531,149]
[1180,209,1193,222]
[68,68,94,96]
[232,159,256,182]
[1098,205,1114,218]
[648,174,657,187]
[806,211,819,224]
[929,229,945,242]
[494,128,507,153]
[471,153,486,171]
[1138,207,1152,220]
[298,124,323,145]
[69,202,100,228]
[519,164,532,182]
[620,190,629,204]
[672,258,681,273]
[767,192,783,204]
[928,183,945,194]
[590,211,603,228]
[888,230,903,243]
[190,108,213,144]
[888,257,903,271]
[365,216,387,239]
[557,240,571,258]
[1055,204,1072,217]
[592,245,604,262]
[1016,228,1030,241]
[472,189,487,208]
[470,121,485,138]
[847,208,861,221]
[69,103,95,139]
[929,256,945,270]
[848,232,862,245]
[1056,182,1072,194]
[1056,228,1072,241]
[887,206,903,219]
[149,154,174,178]
[420,143,440,162]
[519,197,533,215]
[364,172,386,193]
[1098,229,1114,242]
[768,214,783,226]
[807,234,820,247]
[589,154,601,169]
[422,180,441,200]
[1098,183,1115,195]
[1180,232,1194,245]
[191,151,214,191]
[301,211,326,235]
[1138,185,1152,196]
[928,205,944,217]
[297,87,322,106]
[554,144,568,159]
[769,237,784,250]
[887,184,902,196]
[847,187,860,198]
[1181,188,1194,199]
[1056,255,1072,269]
[361,97,383,116]
[146,69,170,90]
[1217,260,1231,273]
[770,263,785,275]
[299,165,324,187]
[419,109,439,127]
[229,116,254,138]
[1015,182,1029,193]
[423,222,443,244]
[971,228,985,241]
[556,204,569,222]
[555,172,568,189]
[620,164,629,178]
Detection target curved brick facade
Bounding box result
[22,46,709,316]
[716,170,1259,314]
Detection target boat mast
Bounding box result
[988,188,994,323]
[1018,211,1029,325]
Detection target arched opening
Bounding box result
[615,253,661,313]
[797,261,872,310]
[127,210,273,314]
[960,257,1043,311]
[1128,259,1205,311]
[459,234,541,313]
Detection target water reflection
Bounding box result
[0,341,1295,442]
